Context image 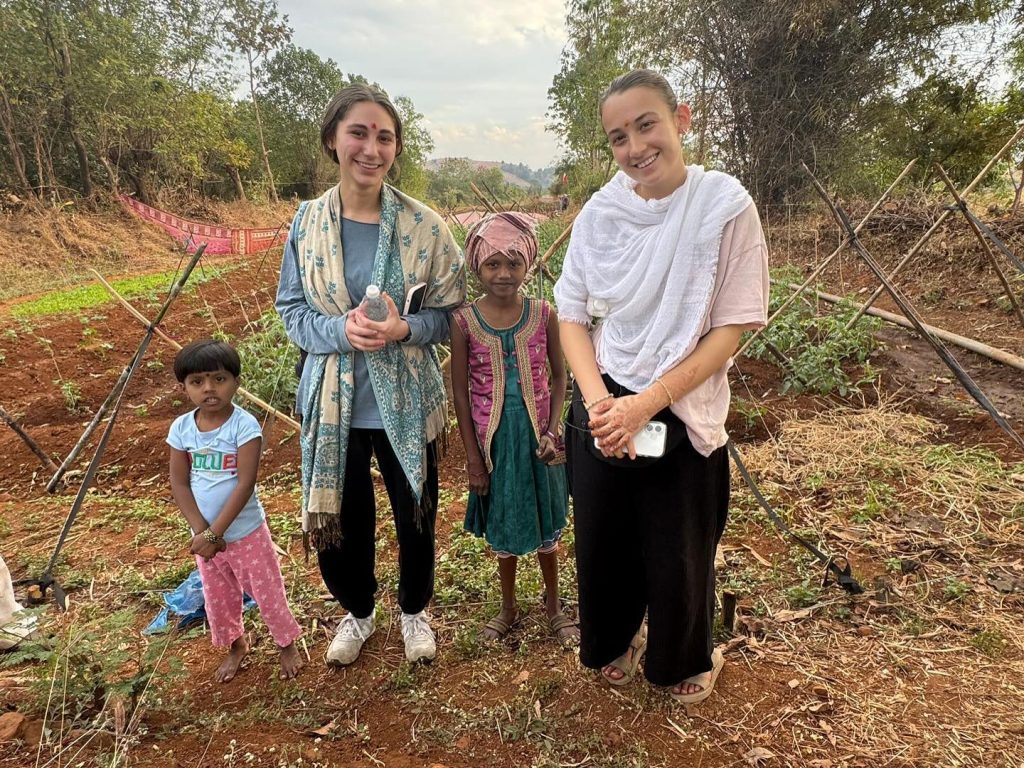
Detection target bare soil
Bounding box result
[0,200,1022,767]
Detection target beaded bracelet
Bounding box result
[201,528,223,545]
[654,377,676,407]
[583,393,614,410]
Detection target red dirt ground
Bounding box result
[0,200,1022,767]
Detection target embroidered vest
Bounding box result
[453,299,551,472]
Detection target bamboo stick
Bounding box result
[469,182,498,214]
[801,162,1023,449]
[934,163,1024,329]
[737,158,917,358]
[88,268,301,432]
[0,403,61,474]
[847,123,1024,328]
[46,367,126,491]
[780,282,1024,372]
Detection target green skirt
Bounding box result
[465,401,568,556]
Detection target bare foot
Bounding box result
[278,641,304,680]
[479,605,519,641]
[671,680,704,696]
[216,635,249,683]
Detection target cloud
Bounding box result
[279,0,566,167]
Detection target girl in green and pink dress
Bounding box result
[450,213,578,647]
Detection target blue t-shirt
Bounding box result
[166,406,265,543]
[341,218,385,429]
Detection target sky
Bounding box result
[279,0,569,169]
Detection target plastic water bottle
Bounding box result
[363,284,389,322]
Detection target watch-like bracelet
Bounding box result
[201,528,223,545]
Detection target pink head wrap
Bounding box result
[464,212,538,273]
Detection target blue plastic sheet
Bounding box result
[144,568,257,635]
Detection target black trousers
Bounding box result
[569,421,729,686]
[317,430,438,619]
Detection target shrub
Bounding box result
[744,278,882,396]
[234,311,299,413]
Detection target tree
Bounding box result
[259,44,345,196]
[426,159,518,209]
[224,0,292,203]
[393,95,434,200]
[620,0,1014,205]
[546,0,632,199]
[857,73,1023,191]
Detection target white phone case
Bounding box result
[594,420,667,457]
[403,282,428,315]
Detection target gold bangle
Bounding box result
[654,377,675,407]
[583,393,613,410]
[201,528,222,545]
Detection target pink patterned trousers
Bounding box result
[195,521,301,648]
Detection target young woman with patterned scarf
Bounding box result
[276,83,465,667]
[555,69,769,703]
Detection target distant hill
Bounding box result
[426,158,547,190]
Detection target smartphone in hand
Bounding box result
[404,282,427,315]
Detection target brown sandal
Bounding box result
[479,611,520,641]
[601,624,647,686]
[547,612,580,648]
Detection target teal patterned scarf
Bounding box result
[295,183,465,549]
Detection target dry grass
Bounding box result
[725,402,1024,765]
[0,197,293,304]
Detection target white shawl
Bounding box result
[555,166,751,392]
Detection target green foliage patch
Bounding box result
[744,277,883,396]
[232,310,300,414]
[10,268,228,319]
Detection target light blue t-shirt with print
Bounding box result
[166,406,265,543]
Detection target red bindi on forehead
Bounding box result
[371,122,377,130]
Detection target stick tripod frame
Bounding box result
[21,244,209,610]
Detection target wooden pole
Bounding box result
[46,367,127,492]
[933,163,1024,329]
[524,213,577,287]
[780,282,1024,372]
[736,158,917,358]
[88,268,301,432]
[469,182,498,214]
[802,162,1024,450]
[0,403,61,474]
[480,180,505,212]
[847,123,1024,329]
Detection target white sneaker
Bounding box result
[401,610,436,663]
[326,611,375,666]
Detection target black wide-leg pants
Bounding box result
[569,422,729,686]
[317,430,439,619]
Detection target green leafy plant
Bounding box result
[4,608,184,728]
[745,279,883,396]
[234,310,299,412]
[56,378,82,413]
